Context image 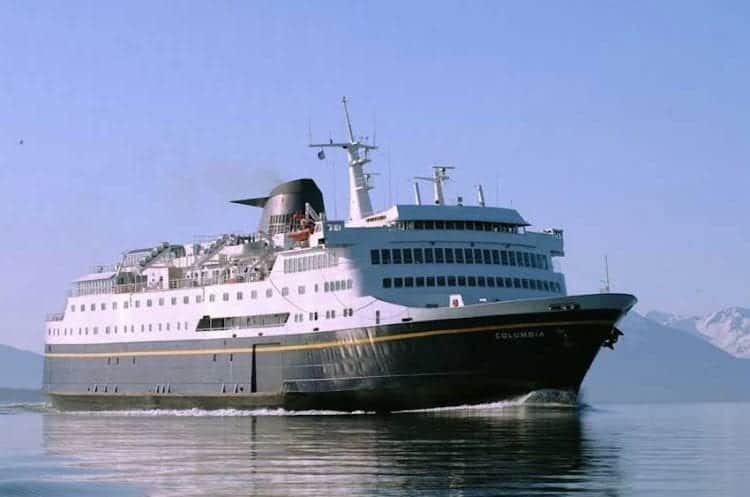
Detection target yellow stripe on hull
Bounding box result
[45,319,613,359]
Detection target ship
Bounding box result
[43,98,636,412]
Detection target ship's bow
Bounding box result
[283,293,637,411]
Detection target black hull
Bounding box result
[45,299,632,412]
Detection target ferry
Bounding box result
[43,98,636,411]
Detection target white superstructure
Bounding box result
[45,99,567,350]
